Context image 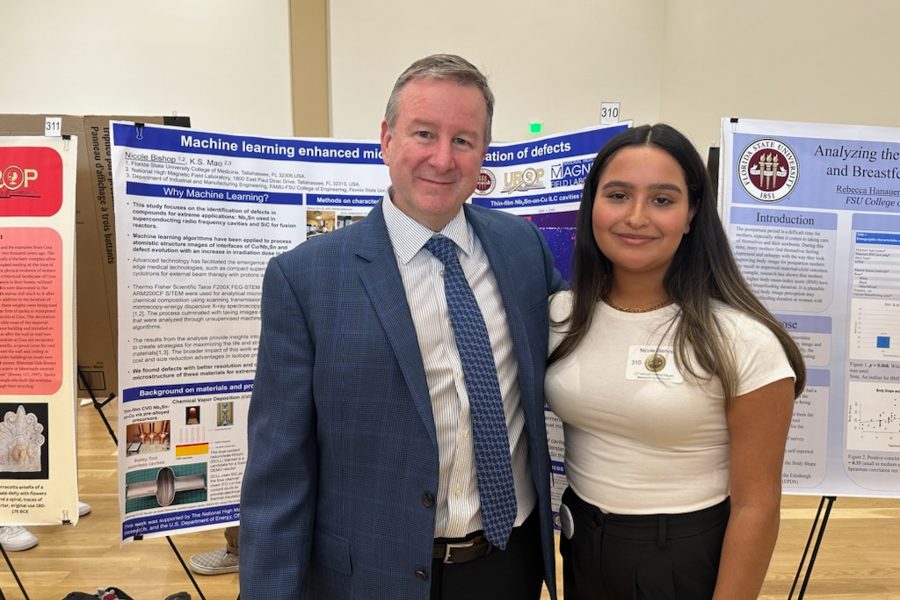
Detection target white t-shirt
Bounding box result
[546,291,795,515]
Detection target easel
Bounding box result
[78,369,209,600]
[787,496,837,600]
[0,546,28,599]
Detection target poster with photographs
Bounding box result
[110,123,389,541]
[0,136,80,524]
[111,121,626,540]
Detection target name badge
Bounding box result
[625,345,683,383]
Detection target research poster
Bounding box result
[110,121,625,540]
[721,118,900,498]
[475,124,628,281]
[0,136,80,524]
[472,123,631,520]
[110,123,390,541]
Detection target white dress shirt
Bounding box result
[382,191,536,538]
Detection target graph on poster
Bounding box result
[850,232,900,361]
[849,299,900,361]
[846,382,900,452]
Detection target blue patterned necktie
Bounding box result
[425,234,517,549]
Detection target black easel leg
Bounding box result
[0,372,112,600]
[0,544,30,600]
[167,536,208,600]
[78,369,118,444]
[78,369,210,600]
[788,496,836,600]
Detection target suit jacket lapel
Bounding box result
[354,203,437,448]
[466,206,537,407]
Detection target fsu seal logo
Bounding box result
[474,169,496,195]
[738,138,798,202]
[644,353,666,373]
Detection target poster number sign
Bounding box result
[600,102,620,125]
[45,117,62,137]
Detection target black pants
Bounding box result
[430,509,544,600]
[560,487,729,600]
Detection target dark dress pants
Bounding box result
[430,509,544,600]
[560,487,729,600]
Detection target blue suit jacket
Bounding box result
[239,201,562,599]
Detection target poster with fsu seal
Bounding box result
[721,118,900,499]
[0,137,80,524]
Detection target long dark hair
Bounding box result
[549,124,806,402]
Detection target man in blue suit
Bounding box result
[239,54,562,600]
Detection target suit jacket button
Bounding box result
[421,492,435,508]
[415,568,428,581]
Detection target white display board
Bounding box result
[721,118,900,498]
[0,136,80,524]
[110,121,627,541]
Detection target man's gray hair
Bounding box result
[384,54,494,146]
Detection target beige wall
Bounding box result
[328,0,900,153]
[0,0,293,136]
[5,1,896,152]
[291,0,330,136]
[660,0,900,152]
[328,0,665,142]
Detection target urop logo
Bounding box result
[0,165,39,192]
[0,147,63,217]
[502,167,545,194]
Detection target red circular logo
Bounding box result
[1,166,25,190]
[738,139,798,203]
[747,149,790,192]
[474,169,495,195]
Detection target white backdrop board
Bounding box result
[110,121,626,540]
[721,118,900,498]
[0,136,80,524]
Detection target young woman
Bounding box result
[546,123,806,600]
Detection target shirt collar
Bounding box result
[382,188,472,265]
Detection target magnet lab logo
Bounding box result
[738,138,798,202]
[0,165,39,196]
[502,167,545,194]
[551,158,592,188]
[474,168,496,195]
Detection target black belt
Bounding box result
[563,487,730,548]
[432,533,493,564]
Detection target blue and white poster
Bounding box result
[476,125,627,282]
[721,118,900,499]
[111,121,626,541]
